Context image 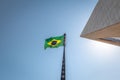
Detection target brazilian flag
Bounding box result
[44,35,64,49]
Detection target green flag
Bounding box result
[44,35,64,49]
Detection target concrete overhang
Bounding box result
[80,0,120,46]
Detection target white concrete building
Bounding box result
[81,0,120,46]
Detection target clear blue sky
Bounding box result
[1,0,120,80]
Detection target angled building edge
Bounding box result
[80,0,120,46]
[80,22,120,46]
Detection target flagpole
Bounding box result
[61,33,66,80]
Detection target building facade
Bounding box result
[81,0,120,46]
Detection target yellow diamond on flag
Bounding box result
[47,39,61,46]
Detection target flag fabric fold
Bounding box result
[44,35,64,49]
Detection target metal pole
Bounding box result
[61,33,66,80]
